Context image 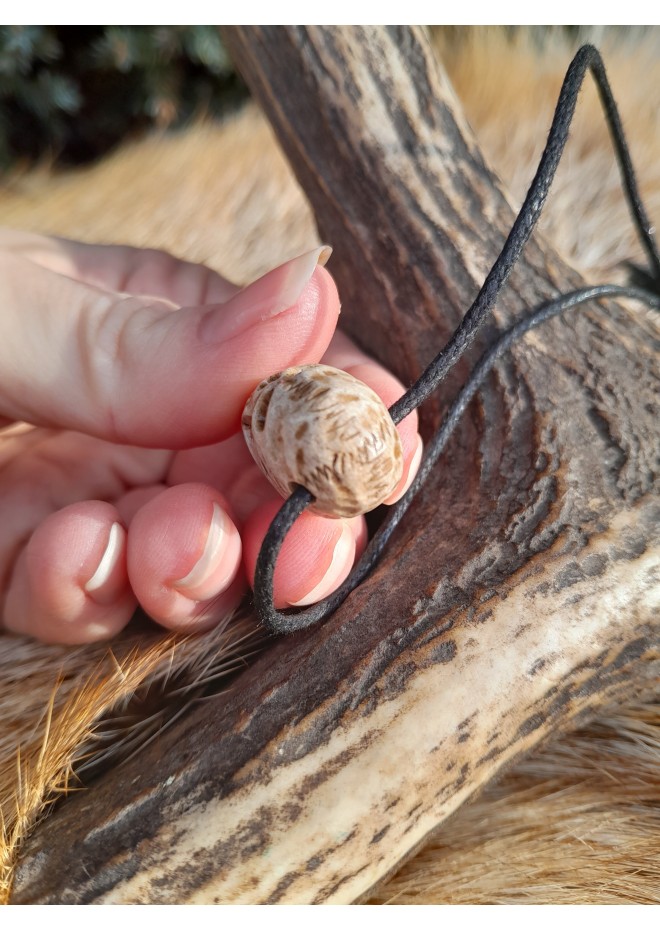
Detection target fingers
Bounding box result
[243,500,365,609]
[0,329,416,642]
[166,454,369,614]
[0,325,420,642]
[0,228,423,640]
[2,486,246,643]
[126,484,244,631]
[3,501,136,645]
[0,244,338,447]
[170,440,366,612]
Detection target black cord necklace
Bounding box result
[252,44,660,636]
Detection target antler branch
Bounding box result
[12,26,659,904]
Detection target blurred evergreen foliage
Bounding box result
[0,25,245,170]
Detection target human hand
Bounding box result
[0,231,422,644]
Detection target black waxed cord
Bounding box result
[254,284,660,633]
[253,45,660,635]
[389,43,660,425]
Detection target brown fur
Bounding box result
[0,28,658,903]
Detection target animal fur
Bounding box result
[0,27,658,904]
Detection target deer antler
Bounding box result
[12,26,658,904]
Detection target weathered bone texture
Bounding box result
[12,26,659,904]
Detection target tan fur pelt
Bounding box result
[0,28,658,904]
[433,26,660,281]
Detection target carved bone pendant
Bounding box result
[242,364,404,518]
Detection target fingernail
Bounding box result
[200,245,332,344]
[84,522,126,603]
[289,521,355,607]
[173,503,241,599]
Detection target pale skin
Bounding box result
[0,230,422,645]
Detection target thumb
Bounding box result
[0,245,338,447]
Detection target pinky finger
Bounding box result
[3,501,135,645]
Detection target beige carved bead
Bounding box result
[242,365,404,518]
